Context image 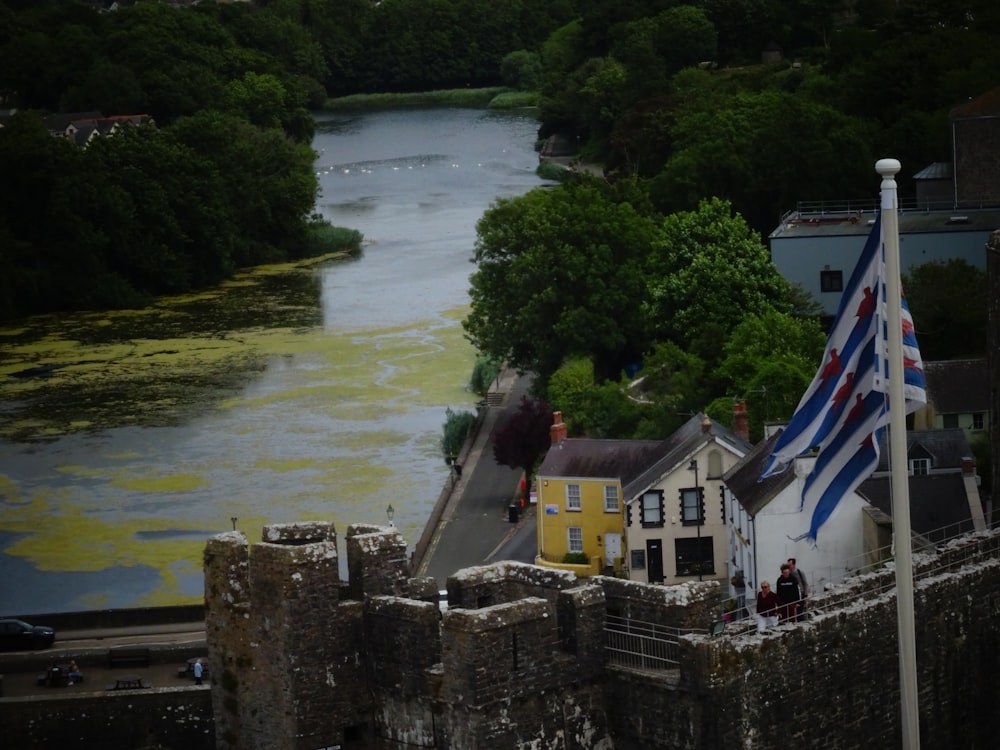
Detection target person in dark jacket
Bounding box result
[788,557,808,614]
[775,563,801,622]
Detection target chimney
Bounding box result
[962,456,976,475]
[550,411,567,444]
[701,415,712,433]
[733,401,750,442]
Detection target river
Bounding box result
[0,107,547,615]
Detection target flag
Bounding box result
[760,212,926,542]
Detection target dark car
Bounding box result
[0,618,56,650]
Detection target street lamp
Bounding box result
[386,504,395,526]
[688,459,702,581]
[230,516,237,531]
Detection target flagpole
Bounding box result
[876,158,921,749]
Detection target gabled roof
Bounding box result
[912,162,952,181]
[871,428,971,472]
[858,473,973,537]
[923,359,988,415]
[722,429,795,517]
[536,438,668,486]
[623,413,753,500]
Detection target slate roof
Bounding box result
[622,413,753,500]
[721,429,795,517]
[858,473,974,538]
[536,438,668,487]
[871,428,971,472]
[923,359,988,415]
[912,162,953,181]
[950,86,1000,119]
[536,413,753,501]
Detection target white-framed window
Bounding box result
[604,485,620,512]
[680,487,703,525]
[641,490,664,527]
[568,526,583,553]
[911,458,930,475]
[973,412,985,430]
[566,483,581,511]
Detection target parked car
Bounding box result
[0,618,56,650]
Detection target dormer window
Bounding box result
[910,458,930,476]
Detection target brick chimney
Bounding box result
[962,456,976,475]
[550,411,567,444]
[733,401,750,442]
[701,415,712,433]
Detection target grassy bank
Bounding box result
[324,87,539,111]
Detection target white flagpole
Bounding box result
[876,158,920,748]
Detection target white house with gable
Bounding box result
[722,429,868,600]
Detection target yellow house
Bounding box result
[535,429,672,577]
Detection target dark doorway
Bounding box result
[646,539,664,583]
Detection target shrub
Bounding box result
[303,215,363,258]
[561,552,590,565]
[469,355,502,398]
[441,407,476,462]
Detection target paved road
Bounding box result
[418,372,537,586]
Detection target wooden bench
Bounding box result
[107,647,151,669]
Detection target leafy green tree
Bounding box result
[464,182,661,386]
[902,259,987,361]
[469,355,503,399]
[492,396,554,481]
[501,50,542,91]
[645,198,791,363]
[441,407,476,463]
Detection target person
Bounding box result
[775,563,801,622]
[755,581,780,633]
[788,557,809,615]
[194,658,204,685]
[67,660,83,684]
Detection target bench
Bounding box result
[107,647,151,669]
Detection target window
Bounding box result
[675,537,715,576]
[911,458,930,476]
[973,412,985,430]
[680,487,704,526]
[568,527,583,553]
[820,269,843,292]
[641,490,664,527]
[604,485,620,512]
[566,484,581,511]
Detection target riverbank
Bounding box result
[323,87,539,111]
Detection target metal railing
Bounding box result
[604,615,705,671]
[718,523,1000,638]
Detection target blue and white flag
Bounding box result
[760,213,926,541]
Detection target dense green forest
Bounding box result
[1,0,996,450]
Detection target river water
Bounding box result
[0,107,546,615]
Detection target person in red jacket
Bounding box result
[755,581,780,633]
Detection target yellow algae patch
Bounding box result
[110,475,209,493]
[0,475,23,503]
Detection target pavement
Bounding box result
[416,369,540,586]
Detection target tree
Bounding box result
[902,259,987,361]
[645,198,792,364]
[492,396,554,482]
[464,182,661,386]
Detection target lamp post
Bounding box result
[230,516,237,531]
[688,459,702,581]
[386,504,395,527]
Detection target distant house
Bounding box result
[534,413,669,577]
[723,426,986,600]
[913,359,989,439]
[622,408,751,586]
[859,428,987,542]
[769,86,1000,316]
[723,430,871,599]
[42,111,154,147]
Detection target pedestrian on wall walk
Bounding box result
[775,563,801,622]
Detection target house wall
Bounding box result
[770,227,990,315]
[536,475,624,573]
[749,457,867,594]
[626,445,740,587]
[954,117,1000,205]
